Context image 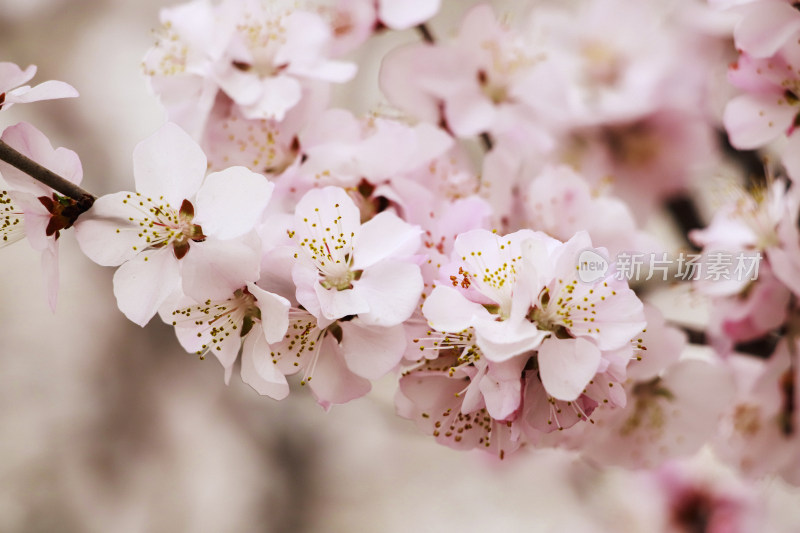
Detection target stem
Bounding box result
[0,139,95,211]
[479,132,494,152]
[415,23,435,44]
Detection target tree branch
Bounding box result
[416,23,435,44]
[0,139,95,211]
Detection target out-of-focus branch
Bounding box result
[416,23,435,44]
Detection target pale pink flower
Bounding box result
[0,62,77,111]
[75,122,273,326]
[290,185,423,329]
[715,343,800,482]
[582,358,735,469]
[143,0,355,136]
[0,122,83,311]
[723,48,800,151]
[728,0,800,58]
[424,229,645,403]
[379,3,560,138]
[162,282,290,398]
[524,165,656,256]
[396,347,522,458]
[267,308,406,409]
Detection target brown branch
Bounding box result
[0,139,95,211]
[416,23,435,44]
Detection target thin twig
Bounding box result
[0,139,95,210]
[479,132,494,152]
[416,23,435,44]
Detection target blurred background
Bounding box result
[1,0,800,531]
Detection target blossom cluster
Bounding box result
[3,1,800,512]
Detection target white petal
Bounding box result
[355,260,423,327]
[132,122,207,206]
[180,236,261,301]
[734,2,800,58]
[6,80,78,104]
[340,320,406,380]
[241,325,290,399]
[351,211,421,270]
[194,166,273,239]
[308,335,372,409]
[422,284,489,332]
[723,93,792,150]
[113,249,181,327]
[314,282,370,321]
[537,337,601,402]
[74,192,158,266]
[378,0,440,29]
[248,282,290,343]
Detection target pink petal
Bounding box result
[378,0,439,29]
[723,93,793,149]
[354,260,423,327]
[314,282,370,321]
[113,248,181,327]
[351,211,421,270]
[537,337,601,402]
[180,235,261,301]
[734,2,800,58]
[422,284,490,332]
[194,166,273,239]
[340,320,406,379]
[41,244,59,312]
[241,325,290,399]
[0,62,35,92]
[132,122,207,206]
[7,80,78,105]
[73,191,155,266]
[244,75,302,121]
[309,335,372,409]
[248,282,290,343]
[0,122,80,193]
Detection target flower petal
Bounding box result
[537,337,601,402]
[354,260,423,327]
[113,248,181,327]
[340,320,406,380]
[351,211,421,270]
[194,166,274,239]
[241,324,290,399]
[132,122,207,206]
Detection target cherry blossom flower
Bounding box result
[524,165,656,256]
[379,3,560,138]
[0,122,83,311]
[143,0,356,137]
[715,342,800,482]
[266,307,407,409]
[397,346,522,458]
[0,62,77,111]
[290,185,423,329]
[75,122,273,326]
[162,282,290,398]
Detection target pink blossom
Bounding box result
[162,282,290,398]
[0,62,77,111]
[290,185,423,329]
[143,0,355,136]
[0,122,83,311]
[379,4,560,138]
[267,308,406,409]
[75,122,273,326]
